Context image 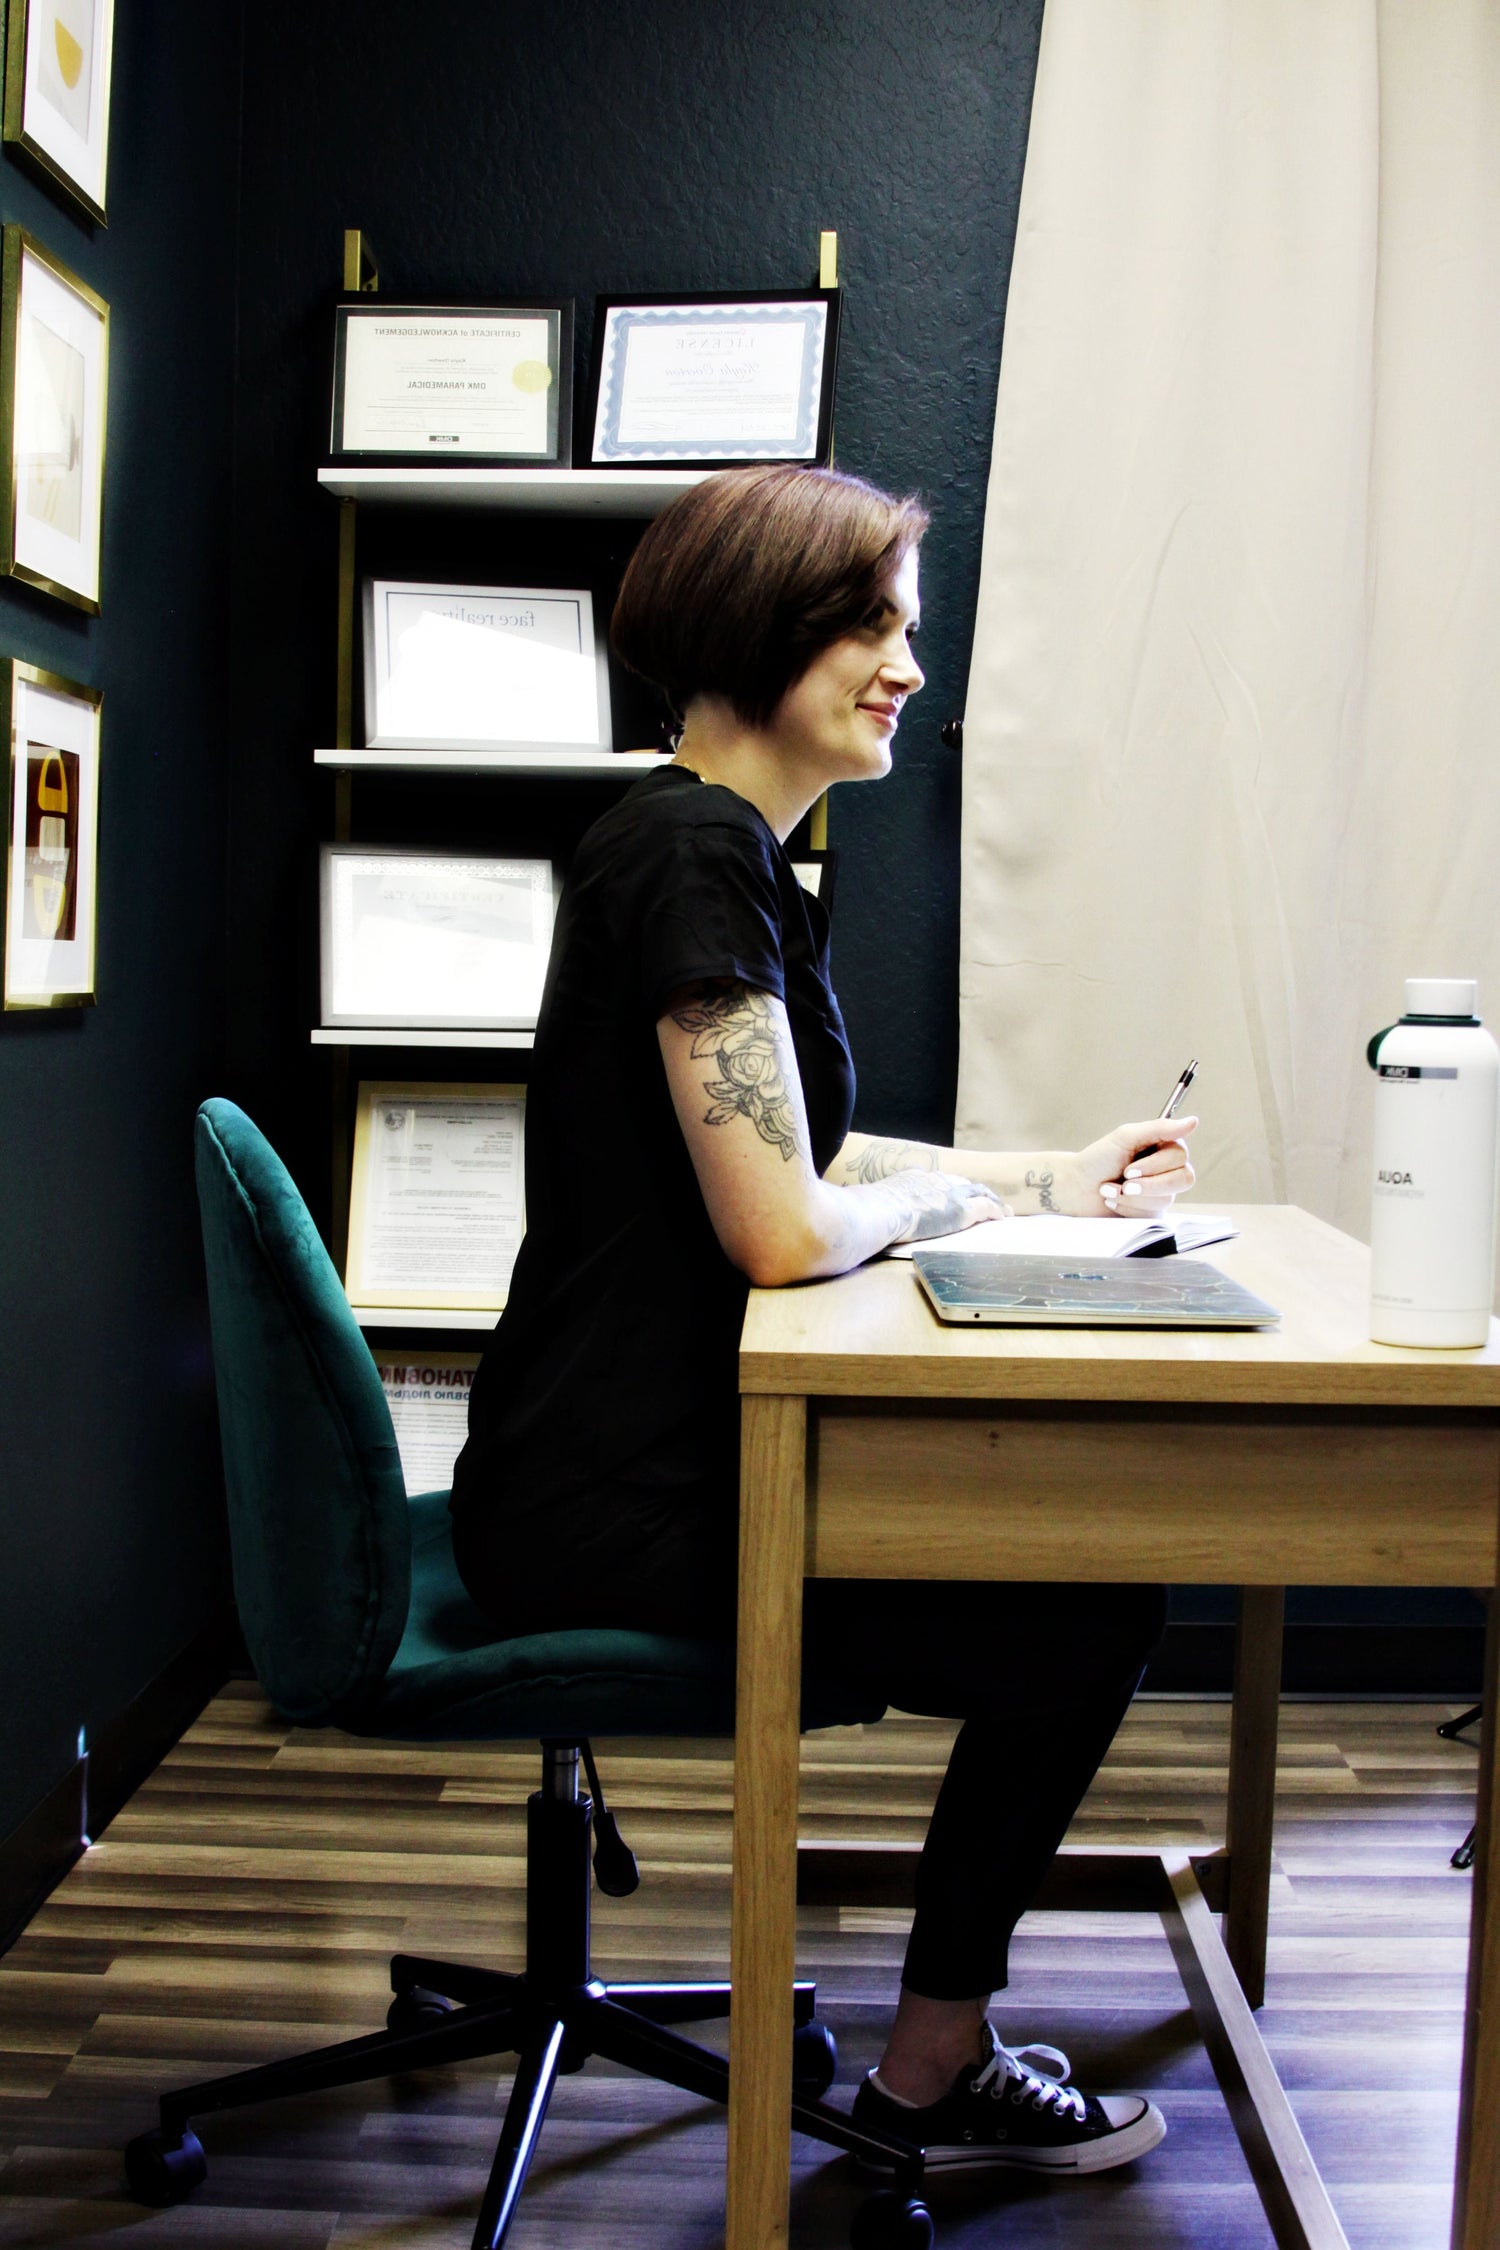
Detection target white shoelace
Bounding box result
[971,2037,1087,2124]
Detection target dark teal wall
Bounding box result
[223,0,1048,1180]
[0,7,241,1841]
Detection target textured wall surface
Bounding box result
[0,11,240,1840]
[226,0,1047,1182]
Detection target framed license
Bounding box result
[348,1084,526,1313]
[363,579,611,754]
[586,290,840,468]
[320,845,557,1031]
[331,301,573,465]
[375,1353,481,1495]
[789,847,838,918]
[0,227,108,611]
[3,0,115,225]
[3,657,100,1009]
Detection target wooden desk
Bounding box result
[725,1205,1500,2250]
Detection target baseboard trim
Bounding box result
[0,1760,86,1958]
[0,1610,235,1957]
[1147,1621,1485,1696]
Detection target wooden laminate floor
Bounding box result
[0,1686,1482,2249]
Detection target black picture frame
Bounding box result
[330,299,575,468]
[583,289,841,470]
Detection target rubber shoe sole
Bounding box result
[856,2093,1167,2176]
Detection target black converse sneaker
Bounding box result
[849,2020,1166,2174]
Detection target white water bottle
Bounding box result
[1367,978,1500,1347]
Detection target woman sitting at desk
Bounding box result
[451,465,1197,2180]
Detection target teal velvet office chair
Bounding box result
[123,1100,931,2250]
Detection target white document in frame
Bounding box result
[377,1356,479,1494]
[349,1089,526,1308]
[340,314,555,455]
[368,582,606,750]
[324,851,555,1027]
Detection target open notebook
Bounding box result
[886,1211,1239,1263]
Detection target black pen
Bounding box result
[1104,1059,1199,1197]
[1157,1059,1199,1126]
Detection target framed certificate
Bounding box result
[789,848,838,918]
[3,0,116,225]
[0,227,108,611]
[320,846,557,1030]
[586,290,840,468]
[347,1084,526,1313]
[4,657,100,1009]
[331,301,573,466]
[375,1352,481,1494]
[363,579,611,754]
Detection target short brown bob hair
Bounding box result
[611,464,929,729]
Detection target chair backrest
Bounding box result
[195,1098,412,1724]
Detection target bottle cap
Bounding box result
[1404,976,1479,1019]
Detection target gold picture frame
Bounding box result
[3,0,116,226]
[346,1081,528,1313]
[0,226,109,612]
[3,655,101,1009]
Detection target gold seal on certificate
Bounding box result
[586,290,840,468]
[331,300,574,465]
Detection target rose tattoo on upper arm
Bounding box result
[670,985,801,1161]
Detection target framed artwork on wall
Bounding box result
[331,301,574,466]
[0,226,108,612]
[3,0,116,226]
[362,579,611,754]
[585,290,841,468]
[3,656,100,1009]
[346,1083,527,1314]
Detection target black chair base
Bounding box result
[123,1742,931,2250]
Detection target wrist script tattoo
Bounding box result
[844,1138,941,1185]
[670,984,801,1162]
[1025,1167,1058,1212]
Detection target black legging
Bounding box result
[453,1475,1165,2001]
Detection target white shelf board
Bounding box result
[351,1304,499,1332]
[318,466,710,515]
[311,1027,536,1049]
[315,747,669,776]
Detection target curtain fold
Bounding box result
[957,0,1500,1245]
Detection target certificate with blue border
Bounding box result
[586,290,840,468]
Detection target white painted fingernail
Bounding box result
[1122,1182,1143,1195]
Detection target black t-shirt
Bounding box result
[450,765,856,1532]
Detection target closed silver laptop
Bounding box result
[912,1251,1280,1329]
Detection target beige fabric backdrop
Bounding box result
[956,0,1500,1242]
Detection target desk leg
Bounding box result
[1452,1565,1500,2249]
[1225,1585,1285,2009]
[727,1395,807,2250]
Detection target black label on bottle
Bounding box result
[1377,1065,1458,1080]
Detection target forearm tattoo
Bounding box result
[844,1138,941,1184]
[670,985,802,1162]
[1025,1167,1058,1212]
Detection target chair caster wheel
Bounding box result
[387,1985,457,2033]
[792,2019,838,2098]
[850,2189,934,2250]
[124,2127,207,2206]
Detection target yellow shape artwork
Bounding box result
[54,21,84,88]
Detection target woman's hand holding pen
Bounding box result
[1070,1117,1199,1217]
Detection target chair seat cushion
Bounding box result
[353,1491,885,1741]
